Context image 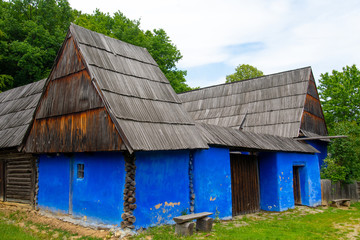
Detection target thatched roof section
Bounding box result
[69,24,208,151]
[179,67,327,138]
[197,123,318,153]
[0,80,46,149]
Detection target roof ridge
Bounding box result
[179,66,312,95]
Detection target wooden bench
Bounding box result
[331,199,351,208]
[173,212,213,236]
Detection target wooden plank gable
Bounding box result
[300,73,328,136]
[25,34,124,153]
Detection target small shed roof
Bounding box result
[197,123,318,153]
[0,80,46,149]
[179,67,327,138]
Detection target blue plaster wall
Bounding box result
[134,150,190,229]
[258,152,321,212]
[258,153,280,211]
[193,147,232,219]
[71,152,125,225]
[306,140,328,168]
[37,152,125,225]
[38,154,70,213]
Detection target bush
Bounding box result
[320,158,348,182]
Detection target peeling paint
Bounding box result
[164,202,181,207]
[154,203,163,209]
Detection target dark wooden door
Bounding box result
[0,161,4,201]
[230,154,260,216]
[293,166,301,205]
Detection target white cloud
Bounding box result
[68,0,360,86]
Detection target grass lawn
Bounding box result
[0,209,101,240]
[132,203,360,240]
[0,203,359,239]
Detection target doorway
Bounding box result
[230,154,260,216]
[293,166,301,205]
[0,161,3,201]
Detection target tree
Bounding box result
[0,74,13,92]
[318,65,360,183]
[321,121,360,183]
[318,65,360,128]
[0,2,193,93]
[0,0,73,87]
[225,64,263,83]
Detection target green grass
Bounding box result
[0,220,39,240]
[0,210,101,240]
[132,203,360,240]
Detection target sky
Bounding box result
[68,0,360,88]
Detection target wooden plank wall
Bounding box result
[301,76,328,136]
[230,154,260,216]
[0,153,36,204]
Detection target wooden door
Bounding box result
[230,154,260,216]
[0,161,4,201]
[293,166,301,205]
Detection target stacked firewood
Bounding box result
[121,155,136,229]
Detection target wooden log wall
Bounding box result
[0,153,37,205]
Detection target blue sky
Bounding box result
[68,0,360,88]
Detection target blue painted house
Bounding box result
[179,67,329,167]
[18,24,324,229]
[179,68,329,214]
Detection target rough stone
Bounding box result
[196,217,213,232]
[129,204,137,210]
[175,222,195,236]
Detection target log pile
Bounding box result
[121,154,136,229]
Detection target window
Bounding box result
[77,164,84,179]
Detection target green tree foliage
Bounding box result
[0,0,73,87]
[0,2,192,93]
[73,10,192,93]
[0,74,13,92]
[321,121,360,183]
[319,65,360,182]
[226,64,263,83]
[318,65,360,128]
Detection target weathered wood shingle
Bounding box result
[179,67,328,138]
[0,80,46,149]
[197,123,318,153]
[69,24,208,151]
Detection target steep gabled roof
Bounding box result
[179,67,328,138]
[69,24,208,151]
[0,79,46,150]
[26,24,208,153]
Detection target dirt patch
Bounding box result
[0,202,112,239]
[334,220,360,240]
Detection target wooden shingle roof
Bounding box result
[197,123,318,153]
[179,67,328,138]
[0,80,46,149]
[29,24,208,152]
